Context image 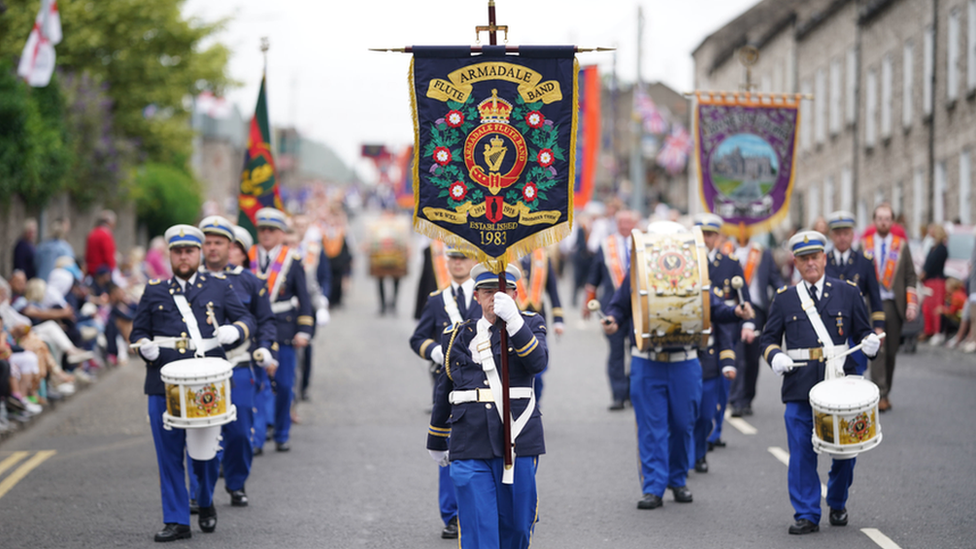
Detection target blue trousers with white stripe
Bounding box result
[251,366,273,451]
[630,355,702,496]
[709,375,731,443]
[694,376,722,463]
[148,395,216,525]
[784,401,857,523]
[450,457,538,549]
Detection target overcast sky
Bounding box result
[183,0,758,180]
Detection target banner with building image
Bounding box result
[694,93,800,236]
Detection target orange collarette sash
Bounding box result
[516,249,548,311]
[323,229,345,259]
[249,245,291,294]
[864,233,903,290]
[604,236,627,290]
[430,240,450,290]
[744,245,762,285]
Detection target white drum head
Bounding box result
[809,376,880,412]
[161,357,234,384]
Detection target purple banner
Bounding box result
[695,99,799,235]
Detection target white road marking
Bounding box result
[724,410,757,434]
[861,528,903,549]
[767,447,827,498]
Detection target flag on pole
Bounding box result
[633,84,668,135]
[574,66,600,209]
[238,76,283,239]
[656,122,691,175]
[17,0,62,87]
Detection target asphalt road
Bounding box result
[2,251,975,548]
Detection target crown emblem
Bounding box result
[478,89,512,124]
[179,228,185,237]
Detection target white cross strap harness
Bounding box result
[793,284,848,379]
[172,293,210,358]
[441,285,464,326]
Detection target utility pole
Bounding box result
[630,6,645,216]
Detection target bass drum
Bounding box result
[630,227,711,352]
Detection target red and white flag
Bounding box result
[656,123,692,175]
[633,85,668,135]
[17,0,62,87]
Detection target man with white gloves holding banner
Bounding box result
[760,231,880,535]
[426,263,547,549]
[409,247,480,539]
[130,225,255,542]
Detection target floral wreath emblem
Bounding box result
[192,383,222,415]
[462,89,529,195]
[845,411,872,442]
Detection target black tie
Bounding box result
[262,253,270,272]
[808,284,819,307]
[456,285,467,318]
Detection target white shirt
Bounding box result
[872,233,896,300]
[803,275,826,302]
[451,278,476,311]
[257,245,282,274]
[833,249,850,266]
[734,244,764,307]
[175,272,197,292]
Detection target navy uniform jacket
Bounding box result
[256,250,314,344]
[587,247,625,305]
[427,313,548,460]
[131,273,256,396]
[314,249,333,300]
[410,287,483,361]
[218,265,278,362]
[759,277,874,403]
[744,247,785,313]
[519,255,564,324]
[604,272,741,349]
[699,323,736,380]
[709,250,751,346]
[826,250,886,331]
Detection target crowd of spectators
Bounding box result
[1,210,159,435]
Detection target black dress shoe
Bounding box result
[637,493,663,509]
[608,400,625,411]
[253,446,263,456]
[189,498,199,515]
[441,516,459,539]
[788,519,820,535]
[730,406,745,418]
[198,505,217,533]
[668,485,693,503]
[829,507,848,526]
[707,439,726,451]
[276,441,291,452]
[743,406,753,416]
[694,458,709,473]
[229,488,248,507]
[154,523,191,542]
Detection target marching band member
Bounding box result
[517,247,563,401]
[409,247,480,539]
[130,225,255,541]
[729,236,785,417]
[196,216,277,507]
[862,204,915,412]
[292,214,332,402]
[602,221,753,510]
[249,208,314,452]
[584,210,638,410]
[759,231,880,534]
[825,211,885,375]
[695,213,753,450]
[692,321,735,474]
[427,263,547,548]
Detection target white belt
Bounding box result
[271,297,299,314]
[224,340,252,365]
[153,336,221,353]
[449,387,534,404]
[632,347,696,363]
[786,343,849,361]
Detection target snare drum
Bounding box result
[160,358,237,460]
[808,376,882,459]
[630,227,711,351]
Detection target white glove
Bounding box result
[771,353,796,376]
[316,308,331,326]
[137,339,159,362]
[493,292,525,334]
[216,325,240,345]
[254,347,273,368]
[428,449,449,467]
[430,345,444,365]
[722,365,737,378]
[861,333,881,357]
[80,302,98,317]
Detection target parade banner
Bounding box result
[694,93,800,237]
[574,65,600,209]
[410,46,578,271]
[394,146,415,209]
[238,76,283,239]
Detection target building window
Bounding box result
[815,69,827,144]
[970,1,976,91]
[913,168,925,238]
[961,150,972,224]
[949,9,961,102]
[846,48,857,124]
[774,60,784,93]
[824,176,835,213]
[881,54,893,138]
[925,26,935,116]
[866,68,878,148]
[893,180,904,219]
[801,80,812,151]
[830,59,842,135]
[935,161,946,223]
[858,199,868,232]
[808,184,820,226]
[841,168,853,212]
[903,40,914,129]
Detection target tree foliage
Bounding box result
[131,163,203,239]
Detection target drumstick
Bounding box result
[731,276,747,309]
[791,332,886,367]
[587,299,612,325]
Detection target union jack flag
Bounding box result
[656,123,691,174]
[633,85,668,135]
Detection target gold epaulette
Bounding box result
[714,287,724,296]
[776,286,788,294]
[148,279,162,285]
[429,289,444,297]
[211,272,226,279]
[846,279,858,287]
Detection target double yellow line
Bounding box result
[0,450,56,500]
